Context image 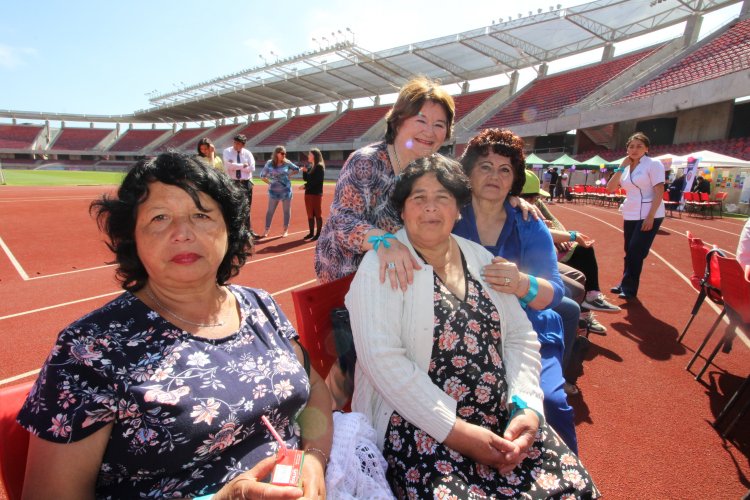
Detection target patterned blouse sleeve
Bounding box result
[16,320,118,443]
[252,288,299,342]
[324,147,384,255]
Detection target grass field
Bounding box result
[0,169,126,186]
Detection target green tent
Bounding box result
[525,153,549,166]
[549,153,580,167]
[578,154,618,171]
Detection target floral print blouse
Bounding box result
[260,161,300,200]
[314,141,402,282]
[17,286,309,499]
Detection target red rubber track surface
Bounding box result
[0,186,747,498]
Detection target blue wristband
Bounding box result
[367,233,395,251]
[519,275,539,309]
[193,495,214,500]
[569,230,577,242]
[615,167,625,173]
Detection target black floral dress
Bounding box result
[382,256,598,499]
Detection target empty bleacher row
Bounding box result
[618,18,750,103]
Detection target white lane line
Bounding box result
[0,235,29,280]
[0,279,320,386]
[0,291,123,321]
[0,369,40,385]
[4,240,315,281]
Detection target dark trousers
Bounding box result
[620,217,663,296]
[566,245,600,292]
[234,180,254,230]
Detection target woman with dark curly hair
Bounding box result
[17,152,332,499]
[453,128,579,454]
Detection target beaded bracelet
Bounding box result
[305,447,329,466]
[519,275,539,309]
[367,232,395,251]
[568,230,577,242]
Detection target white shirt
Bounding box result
[346,229,543,447]
[619,155,666,221]
[222,146,255,182]
[737,218,750,271]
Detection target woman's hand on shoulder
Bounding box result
[500,410,540,474]
[212,456,303,500]
[481,257,526,296]
[508,196,541,221]
[377,239,421,291]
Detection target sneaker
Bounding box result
[610,285,622,294]
[579,312,607,335]
[582,293,621,313]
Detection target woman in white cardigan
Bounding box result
[346,156,597,499]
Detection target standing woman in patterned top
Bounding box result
[606,132,665,300]
[17,152,332,499]
[300,148,326,241]
[314,76,455,288]
[260,145,300,238]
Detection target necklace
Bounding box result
[390,144,403,174]
[145,286,225,328]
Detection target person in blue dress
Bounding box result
[260,145,300,238]
[453,128,579,454]
[17,152,332,499]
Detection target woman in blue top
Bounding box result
[453,128,578,454]
[260,145,300,238]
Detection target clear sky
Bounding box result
[0,0,741,118]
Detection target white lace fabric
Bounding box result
[325,411,395,499]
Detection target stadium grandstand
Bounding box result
[2,0,749,200]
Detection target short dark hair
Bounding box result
[390,154,471,218]
[233,134,247,144]
[90,152,251,292]
[459,128,527,196]
[385,76,455,144]
[196,137,214,157]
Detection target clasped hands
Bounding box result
[446,411,539,475]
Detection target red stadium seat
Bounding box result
[0,380,34,500]
[678,232,723,343]
[291,274,355,381]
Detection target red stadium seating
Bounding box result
[49,127,111,151]
[153,127,209,151]
[0,125,44,149]
[233,119,282,141]
[452,88,497,122]
[482,47,660,129]
[312,105,389,144]
[620,19,750,102]
[108,129,169,152]
[259,113,329,146]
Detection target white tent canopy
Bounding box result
[669,150,750,168]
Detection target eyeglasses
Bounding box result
[278,151,286,156]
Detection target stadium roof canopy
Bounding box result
[3,0,741,123]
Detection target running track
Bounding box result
[0,184,748,498]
